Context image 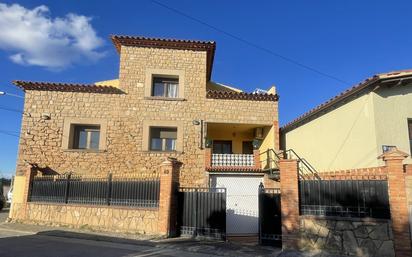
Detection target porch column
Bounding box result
[279,159,300,249]
[379,149,412,257]
[273,120,280,150]
[158,158,180,237]
[253,149,261,169]
[205,148,212,169]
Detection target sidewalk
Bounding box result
[0,220,282,257]
[0,210,345,257]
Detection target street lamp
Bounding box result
[0,91,24,99]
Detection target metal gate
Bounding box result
[177,187,226,239]
[258,185,282,246]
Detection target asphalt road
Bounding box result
[0,209,215,257]
[0,209,286,257]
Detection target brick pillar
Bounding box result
[279,159,300,249]
[379,149,412,257]
[253,149,261,169]
[205,148,212,169]
[158,158,180,237]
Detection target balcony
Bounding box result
[205,148,261,172]
[212,153,255,167]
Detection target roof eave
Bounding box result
[281,73,412,132]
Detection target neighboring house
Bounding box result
[12,35,279,238]
[281,69,412,171]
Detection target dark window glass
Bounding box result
[213,140,232,154]
[73,125,100,150]
[152,77,179,98]
[242,141,254,154]
[149,127,177,151]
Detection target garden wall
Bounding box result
[11,202,158,234]
[299,216,394,257]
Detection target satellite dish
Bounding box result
[253,88,268,94]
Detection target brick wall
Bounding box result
[16,46,278,187]
[279,150,412,255]
[312,166,387,180]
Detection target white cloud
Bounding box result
[0,3,105,69]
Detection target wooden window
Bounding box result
[150,127,177,151]
[213,140,232,154]
[152,76,179,98]
[72,125,100,150]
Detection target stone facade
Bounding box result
[15,45,278,188]
[10,202,159,234]
[299,217,395,257]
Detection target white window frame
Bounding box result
[144,69,185,99]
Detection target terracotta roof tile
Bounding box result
[282,69,412,131]
[111,35,216,80]
[206,90,279,101]
[13,81,124,94]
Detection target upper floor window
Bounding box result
[150,127,177,151]
[72,125,100,150]
[408,119,412,154]
[152,76,179,98]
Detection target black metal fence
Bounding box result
[177,187,226,239]
[29,174,160,208]
[299,179,390,219]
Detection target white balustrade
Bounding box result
[211,154,254,166]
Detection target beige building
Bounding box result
[11,35,280,237]
[282,69,412,171]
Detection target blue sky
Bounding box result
[0,0,411,177]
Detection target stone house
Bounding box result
[11,35,280,238]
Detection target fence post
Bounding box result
[379,149,412,257]
[64,173,71,204]
[23,165,36,204]
[258,182,264,245]
[106,173,112,206]
[19,165,37,220]
[279,159,300,250]
[158,158,180,237]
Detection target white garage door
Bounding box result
[210,175,263,236]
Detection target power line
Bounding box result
[150,0,350,85]
[0,130,19,138]
[0,105,23,113]
[0,91,24,99]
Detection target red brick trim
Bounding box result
[253,149,261,169]
[206,166,262,172]
[306,167,388,180]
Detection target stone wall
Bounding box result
[11,202,159,234]
[16,46,278,187]
[299,217,395,257]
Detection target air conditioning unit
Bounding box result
[254,127,264,139]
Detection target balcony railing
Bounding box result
[211,154,254,166]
